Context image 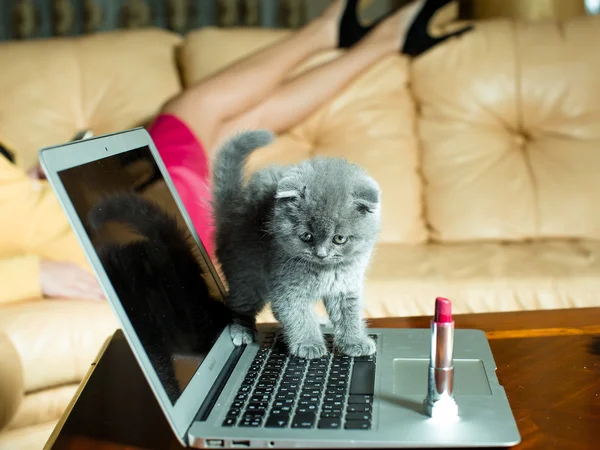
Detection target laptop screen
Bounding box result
[58,145,228,405]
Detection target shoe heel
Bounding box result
[401,0,473,57]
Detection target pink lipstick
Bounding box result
[424,297,459,420]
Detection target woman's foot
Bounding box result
[360,0,426,54]
[348,0,472,57]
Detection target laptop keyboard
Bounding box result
[222,332,377,430]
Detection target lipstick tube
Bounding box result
[424,297,459,420]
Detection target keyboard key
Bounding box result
[273,399,293,408]
[292,413,316,428]
[265,415,289,428]
[344,420,371,430]
[288,356,307,363]
[254,387,274,395]
[301,389,321,397]
[240,415,263,427]
[246,403,268,412]
[300,395,320,403]
[347,404,372,413]
[240,420,262,427]
[325,386,347,394]
[306,376,326,384]
[354,355,375,362]
[324,394,345,402]
[297,405,318,414]
[283,376,302,383]
[349,362,375,395]
[276,387,295,396]
[227,408,241,417]
[323,399,344,408]
[222,417,236,426]
[259,376,278,383]
[303,381,324,390]
[318,418,342,429]
[320,411,343,418]
[348,395,373,405]
[346,412,372,421]
[310,357,330,364]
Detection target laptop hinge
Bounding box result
[193,344,245,423]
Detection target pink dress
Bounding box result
[148,114,214,256]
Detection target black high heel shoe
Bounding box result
[338,0,389,48]
[401,0,473,57]
[338,0,473,55]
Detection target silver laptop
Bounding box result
[40,128,520,448]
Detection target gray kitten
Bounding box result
[212,130,381,359]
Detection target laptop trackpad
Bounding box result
[393,358,492,396]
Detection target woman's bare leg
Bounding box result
[162,0,345,147]
[216,1,424,142]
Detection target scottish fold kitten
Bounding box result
[213,130,381,359]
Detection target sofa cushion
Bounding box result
[180,28,427,244]
[363,240,600,317]
[413,16,600,242]
[0,420,57,450]
[0,331,23,431]
[6,385,77,432]
[0,28,182,170]
[0,300,117,392]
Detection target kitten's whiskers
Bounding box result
[278,254,304,277]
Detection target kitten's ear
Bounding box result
[353,177,381,214]
[275,173,305,203]
[275,189,301,201]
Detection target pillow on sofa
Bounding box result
[413,17,600,242]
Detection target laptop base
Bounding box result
[188,327,520,448]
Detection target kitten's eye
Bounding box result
[332,234,348,245]
[300,232,313,242]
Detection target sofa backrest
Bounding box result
[0,28,182,170]
[1,17,599,244]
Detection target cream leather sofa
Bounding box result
[1,16,600,449]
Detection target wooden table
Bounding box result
[45,308,600,450]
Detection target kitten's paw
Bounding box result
[289,341,327,360]
[230,323,254,346]
[335,336,376,357]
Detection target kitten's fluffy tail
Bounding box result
[88,193,184,246]
[212,130,274,209]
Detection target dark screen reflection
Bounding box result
[59,146,232,405]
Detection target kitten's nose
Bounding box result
[315,248,328,259]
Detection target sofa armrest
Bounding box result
[0,330,24,432]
